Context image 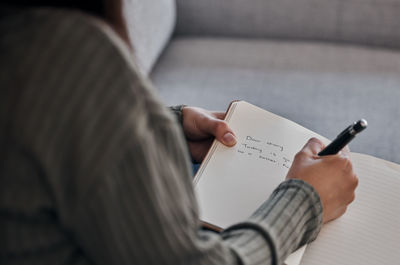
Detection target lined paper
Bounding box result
[300,153,400,265]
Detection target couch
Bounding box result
[123,0,400,164]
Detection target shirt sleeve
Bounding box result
[17,11,323,265]
[169,105,186,124]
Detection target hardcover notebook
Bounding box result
[194,101,400,265]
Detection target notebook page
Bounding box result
[300,153,400,265]
[284,246,306,265]
[195,101,328,228]
[194,101,329,265]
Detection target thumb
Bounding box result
[301,138,325,156]
[207,119,237,146]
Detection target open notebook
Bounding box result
[194,101,400,265]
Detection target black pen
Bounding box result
[318,119,368,156]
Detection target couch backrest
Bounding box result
[123,0,176,75]
[175,0,400,49]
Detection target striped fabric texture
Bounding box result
[0,7,323,265]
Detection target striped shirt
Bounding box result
[0,7,323,265]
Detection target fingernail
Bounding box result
[223,132,236,146]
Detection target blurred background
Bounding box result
[124,0,400,164]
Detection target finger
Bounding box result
[340,145,351,157]
[352,173,359,189]
[207,119,236,146]
[212,111,226,120]
[188,139,214,163]
[301,138,325,156]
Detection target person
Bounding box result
[0,1,358,264]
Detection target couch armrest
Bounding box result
[124,0,176,74]
[175,0,400,49]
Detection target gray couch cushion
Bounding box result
[151,37,400,163]
[123,0,175,74]
[175,0,400,49]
